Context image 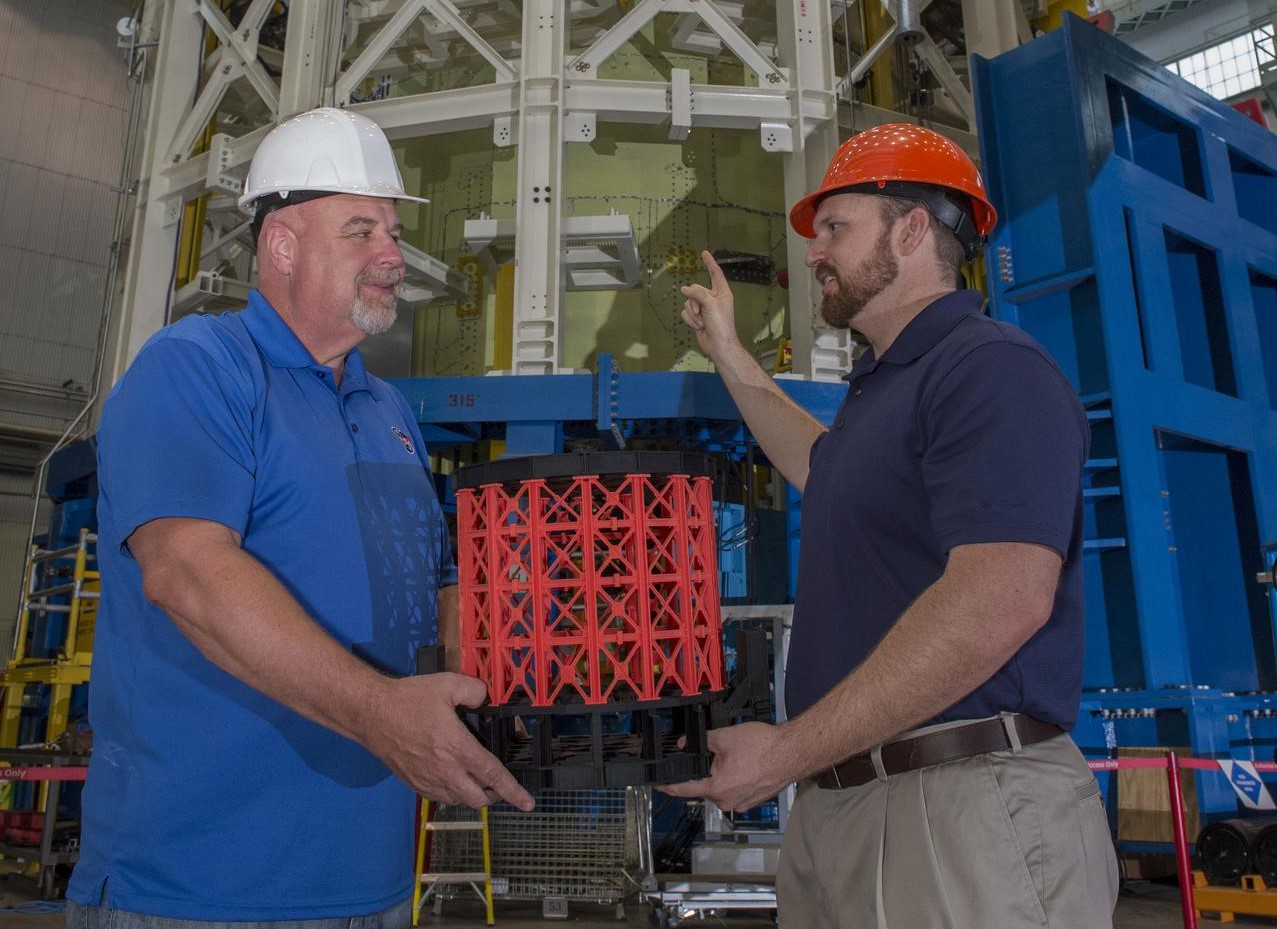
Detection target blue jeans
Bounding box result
[66,898,412,929]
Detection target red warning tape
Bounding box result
[1083,752,1277,929]
[0,766,87,782]
[1088,757,1277,773]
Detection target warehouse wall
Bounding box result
[0,0,129,657]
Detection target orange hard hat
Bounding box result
[789,123,997,256]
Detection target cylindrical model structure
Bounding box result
[457,451,723,707]
[453,451,751,788]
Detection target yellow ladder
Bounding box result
[412,799,494,926]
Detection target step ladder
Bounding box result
[412,799,494,926]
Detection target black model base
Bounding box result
[466,692,715,790]
[464,627,772,790]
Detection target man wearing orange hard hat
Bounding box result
[666,124,1117,928]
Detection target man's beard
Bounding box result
[351,271,401,335]
[818,225,900,329]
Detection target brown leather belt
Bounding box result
[812,715,1063,790]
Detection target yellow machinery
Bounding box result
[1,528,97,749]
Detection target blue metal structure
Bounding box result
[391,358,845,457]
[973,14,1277,822]
[25,441,98,663]
[391,356,846,601]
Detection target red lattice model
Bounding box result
[456,453,724,708]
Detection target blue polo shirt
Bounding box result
[785,290,1089,728]
[70,291,456,919]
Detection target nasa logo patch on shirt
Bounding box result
[390,426,415,455]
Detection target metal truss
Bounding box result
[109,0,847,382]
[108,0,1028,388]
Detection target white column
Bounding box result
[510,0,566,374]
[777,0,847,380]
[278,0,344,116]
[99,0,205,396]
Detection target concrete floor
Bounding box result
[2,868,1274,929]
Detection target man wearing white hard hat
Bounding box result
[67,107,533,928]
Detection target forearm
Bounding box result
[141,529,389,743]
[779,544,1058,780]
[711,339,826,491]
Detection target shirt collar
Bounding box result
[845,289,986,381]
[241,290,319,369]
[240,290,372,394]
[342,346,371,395]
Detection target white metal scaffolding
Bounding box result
[106,0,1021,388]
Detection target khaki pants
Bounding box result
[776,732,1118,928]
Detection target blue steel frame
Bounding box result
[390,356,847,601]
[390,359,845,456]
[974,14,1277,820]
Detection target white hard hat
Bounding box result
[238,107,429,213]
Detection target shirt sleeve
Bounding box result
[921,341,1088,558]
[97,333,258,550]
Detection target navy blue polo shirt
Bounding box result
[72,291,456,919]
[784,289,1089,729]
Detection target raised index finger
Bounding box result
[699,250,729,292]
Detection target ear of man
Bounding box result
[895,205,932,260]
[260,214,300,276]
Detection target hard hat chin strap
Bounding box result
[838,181,984,262]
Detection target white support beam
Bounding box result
[398,242,473,305]
[423,0,518,82]
[194,0,280,115]
[105,0,207,385]
[669,3,742,55]
[336,0,518,104]
[669,67,692,140]
[157,123,272,205]
[172,270,255,318]
[511,0,567,374]
[685,0,786,88]
[351,82,522,138]
[777,0,847,380]
[166,0,282,164]
[463,213,642,291]
[565,80,824,129]
[154,83,505,209]
[336,0,429,104]
[568,0,664,77]
[165,50,234,166]
[278,0,345,116]
[569,0,785,87]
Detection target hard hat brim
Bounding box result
[238,187,430,214]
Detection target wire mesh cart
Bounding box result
[424,786,651,919]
